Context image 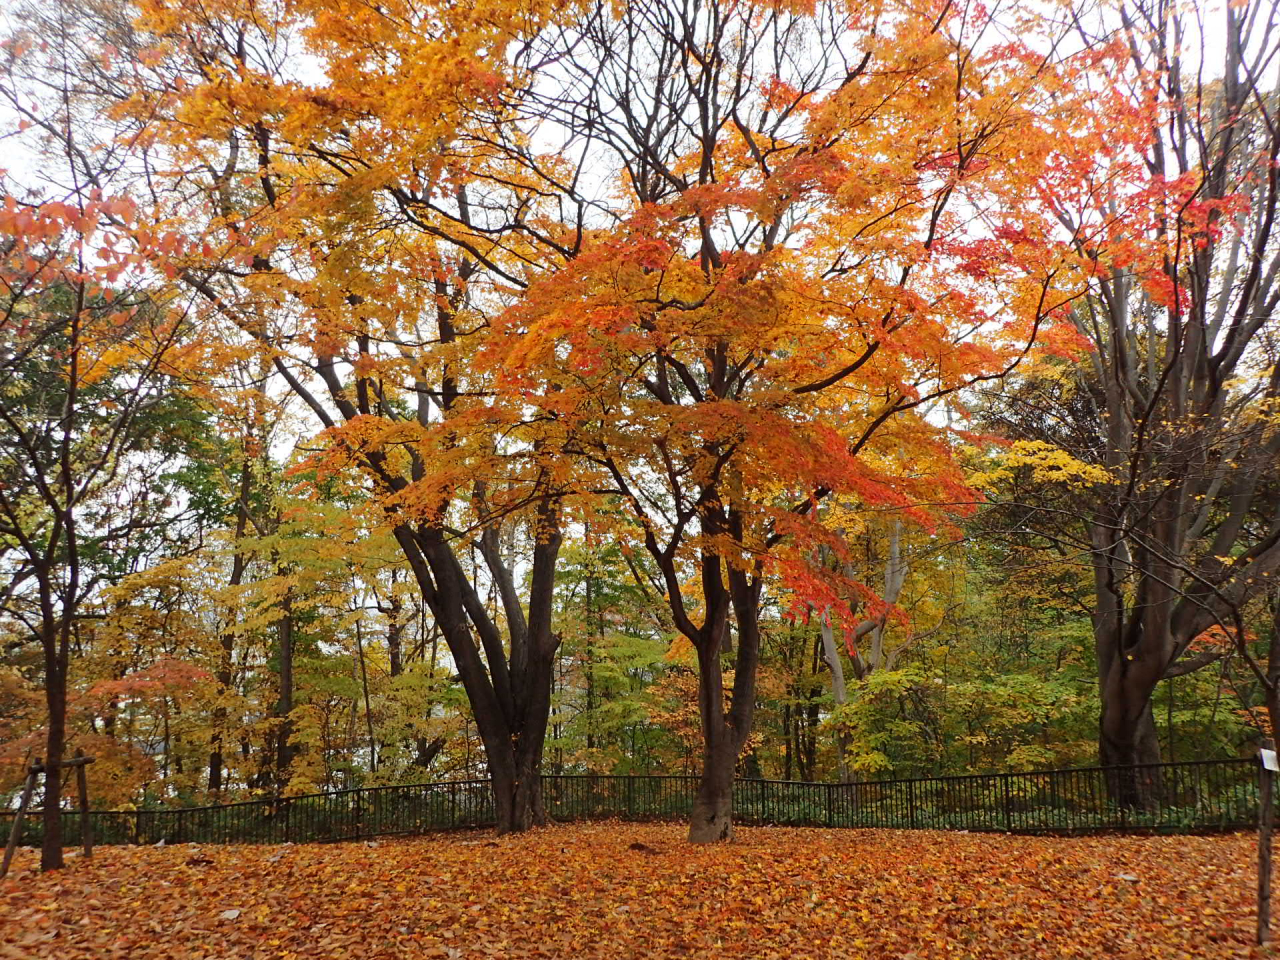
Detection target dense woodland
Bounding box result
[2,0,1280,866]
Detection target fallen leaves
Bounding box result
[0,823,1267,959]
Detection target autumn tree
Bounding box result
[19,0,585,831]
[0,194,196,868]
[978,0,1280,800]
[480,0,1118,839]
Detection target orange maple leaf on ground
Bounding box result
[0,824,1266,959]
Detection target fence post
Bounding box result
[907,779,918,829]
[1259,742,1276,945]
[626,776,635,819]
[826,783,834,827]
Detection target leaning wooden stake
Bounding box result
[1259,741,1276,945]
[1,754,95,877]
[1,761,39,879]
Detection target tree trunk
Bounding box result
[355,615,377,773]
[487,657,553,833]
[1099,697,1162,767]
[413,735,445,769]
[387,596,403,678]
[41,664,66,872]
[687,561,761,843]
[782,703,792,781]
[820,616,851,782]
[209,455,254,794]
[689,730,736,843]
[1099,656,1164,809]
[275,591,295,788]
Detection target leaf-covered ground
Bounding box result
[0,823,1268,959]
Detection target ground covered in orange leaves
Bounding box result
[0,823,1266,959]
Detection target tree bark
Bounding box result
[484,644,555,832]
[689,723,737,843]
[391,489,562,834]
[687,550,761,843]
[41,653,66,872]
[819,616,851,783]
[413,735,445,769]
[275,590,295,788]
[689,625,732,842]
[1096,604,1166,807]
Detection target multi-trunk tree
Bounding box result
[80,0,585,832]
[980,0,1280,801]
[477,0,1122,838]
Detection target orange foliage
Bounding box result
[0,825,1267,958]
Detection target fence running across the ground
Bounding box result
[2,758,1259,848]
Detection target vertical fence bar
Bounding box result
[1001,774,1012,833]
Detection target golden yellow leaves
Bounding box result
[971,440,1116,490]
[0,823,1267,959]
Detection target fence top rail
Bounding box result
[0,758,1257,820]
[88,779,497,817]
[779,757,1259,790]
[517,759,1258,790]
[544,774,699,782]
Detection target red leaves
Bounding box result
[81,658,215,711]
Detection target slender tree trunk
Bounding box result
[275,591,295,788]
[782,703,792,781]
[804,694,820,781]
[209,458,253,794]
[585,573,595,751]
[687,561,762,843]
[820,616,851,782]
[41,649,66,872]
[355,615,377,773]
[387,589,404,678]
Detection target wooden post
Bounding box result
[1,761,39,879]
[1260,741,1276,946]
[75,749,92,859]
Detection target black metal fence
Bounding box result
[3,758,1259,848]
